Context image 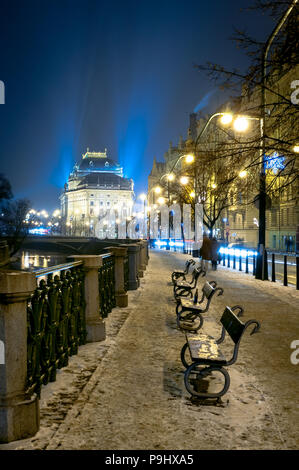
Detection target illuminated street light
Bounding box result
[239,170,248,178]
[157,197,165,205]
[154,186,161,194]
[139,193,147,201]
[211,183,217,189]
[185,154,194,164]
[293,145,299,153]
[233,116,249,132]
[220,113,233,125]
[180,176,188,185]
[167,173,175,181]
[190,191,195,198]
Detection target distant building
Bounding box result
[60,149,134,238]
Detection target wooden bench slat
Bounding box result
[180,299,203,310]
[187,333,226,364]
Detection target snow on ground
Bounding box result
[1,250,298,450]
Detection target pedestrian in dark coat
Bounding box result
[211,237,219,270]
[199,234,212,271]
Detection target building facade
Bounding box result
[148,63,298,250]
[60,149,134,238]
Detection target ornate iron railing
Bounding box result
[98,254,116,318]
[26,261,86,398]
[124,254,129,292]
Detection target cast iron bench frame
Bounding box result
[181,306,260,400]
[176,281,224,332]
[171,258,196,285]
[173,267,206,300]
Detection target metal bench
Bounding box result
[171,258,196,285]
[176,281,224,332]
[181,306,260,400]
[173,267,206,300]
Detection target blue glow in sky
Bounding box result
[0,0,274,210]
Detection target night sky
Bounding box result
[0,0,274,211]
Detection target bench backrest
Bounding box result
[220,307,245,344]
[202,281,215,299]
[185,259,195,274]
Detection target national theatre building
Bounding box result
[60,149,134,238]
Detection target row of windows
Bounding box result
[227,208,298,229]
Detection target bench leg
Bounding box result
[180,342,193,369]
[177,311,204,333]
[184,363,230,399]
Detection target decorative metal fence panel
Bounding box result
[26,262,86,398]
[98,254,116,318]
[124,254,129,292]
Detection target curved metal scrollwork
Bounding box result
[98,254,116,318]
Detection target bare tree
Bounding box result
[0,199,31,256]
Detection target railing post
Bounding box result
[136,242,144,279]
[0,271,39,443]
[227,253,230,268]
[143,240,149,265]
[104,247,128,307]
[68,255,105,342]
[239,255,242,271]
[245,253,249,273]
[139,240,147,273]
[123,244,140,290]
[139,240,147,271]
[233,254,236,269]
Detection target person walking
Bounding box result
[211,237,219,270]
[199,234,212,272]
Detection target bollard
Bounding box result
[271,253,276,282]
[253,254,256,275]
[0,271,39,443]
[68,255,106,342]
[104,246,128,307]
[245,253,249,274]
[123,244,140,290]
[283,255,288,286]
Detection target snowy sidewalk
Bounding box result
[1,250,298,450]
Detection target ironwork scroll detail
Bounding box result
[27,265,86,398]
[98,255,116,318]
